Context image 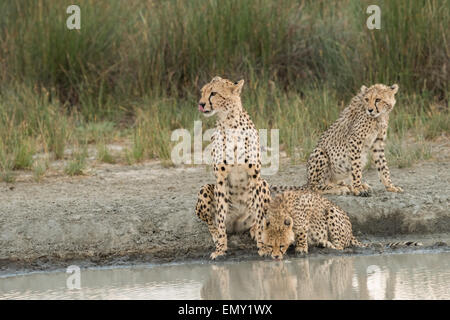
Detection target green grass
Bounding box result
[1,0,447,100]
[0,148,16,183]
[0,170,16,183]
[0,0,448,179]
[64,147,88,176]
[387,134,433,169]
[32,159,48,182]
[97,142,115,164]
[76,121,116,144]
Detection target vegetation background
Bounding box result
[0,0,448,181]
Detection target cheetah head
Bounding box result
[261,198,295,260]
[198,76,244,117]
[360,84,399,118]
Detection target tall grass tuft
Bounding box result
[64,146,88,175]
[0,0,448,175]
[1,0,447,103]
[97,142,115,164]
[32,159,48,182]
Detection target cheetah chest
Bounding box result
[332,130,379,180]
[360,130,379,167]
[224,165,255,233]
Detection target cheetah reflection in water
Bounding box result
[200,258,356,299]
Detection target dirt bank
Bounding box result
[1,160,449,272]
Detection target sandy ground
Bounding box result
[1,158,449,274]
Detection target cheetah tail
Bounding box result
[383,241,423,248]
[270,184,308,195]
[351,236,368,248]
[354,239,423,249]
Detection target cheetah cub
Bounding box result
[262,190,422,260]
[307,84,402,196]
[261,190,364,260]
[195,76,271,259]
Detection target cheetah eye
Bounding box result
[375,98,381,103]
[210,92,217,97]
[364,98,369,102]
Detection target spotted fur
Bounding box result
[306,84,403,196]
[270,185,307,196]
[195,76,272,259]
[262,190,422,260]
[261,190,364,260]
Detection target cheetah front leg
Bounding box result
[211,166,230,260]
[249,179,271,241]
[348,136,370,197]
[294,230,309,254]
[253,190,271,257]
[195,184,220,247]
[244,163,270,256]
[372,136,403,193]
[293,220,309,254]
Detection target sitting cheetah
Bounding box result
[307,84,403,196]
[262,190,421,260]
[195,76,271,259]
[261,190,364,260]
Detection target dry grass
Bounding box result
[0,0,448,180]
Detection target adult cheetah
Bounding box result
[195,76,271,259]
[307,84,403,196]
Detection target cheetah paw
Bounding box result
[210,250,226,260]
[351,186,371,197]
[337,186,352,195]
[386,185,403,193]
[257,246,271,257]
[361,182,372,192]
[353,189,370,197]
[295,247,308,255]
[358,190,371,197]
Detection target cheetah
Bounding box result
[195,76,271,259]
[261,190,364,260]
[262,190,422,260]
[307,84,403,196]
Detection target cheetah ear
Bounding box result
[360,85,368,93]
[390,84,399,94]
[211,76,222,82]
[284,217,293,228]
[232,79,244,95]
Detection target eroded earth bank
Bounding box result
[1,160,449,274]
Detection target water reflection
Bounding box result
[0,252,449,300]
[200,253,450,300]
[201,257,356,299]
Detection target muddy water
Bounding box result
[0,252,449,300]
